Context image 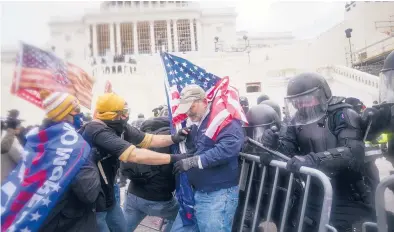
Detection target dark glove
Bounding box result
[170,153,193,164]
[261,129,279,149]
[259,152,273,166]
[286,154,317,172]
[173,156,200,174]
[5,117,21,129]
[171,127,191,143]
[362,106,391,132]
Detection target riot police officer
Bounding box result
[235,104,301,231]
[362,50,394,166]
[261,72,376,231]
[345,97,366,114]
[257,94,270,105]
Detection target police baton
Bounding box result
[247,137,290,161]
[363,111,374,142]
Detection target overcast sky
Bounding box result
[1,1,345,48]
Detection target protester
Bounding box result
[1,91,100,232]
[122,116,179,232]
[170,85,245,232]
[130,113,145,129]
[1,112,23,182]
[79,92,190,232]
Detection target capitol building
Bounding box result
[1,1,394,124]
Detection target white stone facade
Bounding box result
[2,1,394,124]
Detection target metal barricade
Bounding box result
[362,174,394,232]
[238,152,335,232]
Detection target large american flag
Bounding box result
[11,43,95,109]
[161,52,247,141]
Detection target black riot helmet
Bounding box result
[257,94,270,105]
[379,50,394,104]
[285,72,332,126]
[245,104,281,141]
[239,96,249,113]
[260,99,281,119]
[344,97,365,114]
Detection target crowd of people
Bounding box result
[1,51,394,232]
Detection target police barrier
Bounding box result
[362,174,394,232]
[238,152,336,232]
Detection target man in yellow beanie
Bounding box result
[1,91,102,232]
[80,92,190,232]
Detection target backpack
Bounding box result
[121,126,171,185]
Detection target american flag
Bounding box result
[11,43,95,109]
[161,52,247,141]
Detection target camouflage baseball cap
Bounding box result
[175,84,206,114]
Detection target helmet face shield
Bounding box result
[284,88,328,126]
[244,122,276,141]
[379,70,394,104]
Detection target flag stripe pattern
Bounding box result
[11,43,94,109]
[161,52,247,141]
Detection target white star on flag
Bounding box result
[185,73,190,78]
[53,183,61,192]
[42,198,51,206]
[182,62,187,67]
[20,227,31,232]
[30,211,41,221]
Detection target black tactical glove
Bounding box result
[170,153,193,164]
[5,117,21,130]
[171,127,191,143]
[261,129,279,149]
[259,152,274,166]
[362,105,392,133]
[286,154,317,172]
[173,156,200,174]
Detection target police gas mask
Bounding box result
[284,87,328,126]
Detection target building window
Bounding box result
[113,23,117,54]
[154,20,168,52]
[137,21,151,54]
[170,20,175,52]
[120,23,134,55]
[177,19,191,52]
[246,82,261,93]
[193,19,198,51]
[97,24,110,56]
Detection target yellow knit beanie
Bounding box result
[40,90,80,122]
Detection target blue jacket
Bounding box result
[186,116,245,192]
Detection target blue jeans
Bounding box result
[171,186,239,232]
[96,202,127,232]
[124,193,180,232]
[114,183,121,204]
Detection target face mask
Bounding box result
[104,120,125,134]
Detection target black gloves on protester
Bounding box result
[173,156,200,174]
[261,129,279,149]
[171,127,191,144]
[170,153,193,164]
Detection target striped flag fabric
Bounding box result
[161,52,247,141]
[11,43,95,109]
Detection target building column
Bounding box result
[189,19,196,51]
[173,19,179,52]
[166,20,172,52]
[133,21,138,55]
[92,24,98,57]
[85,25,91,59]
[109,23,115,55]
[196,20,203,53]
[116,23,122,55]
[150,21,155,53]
